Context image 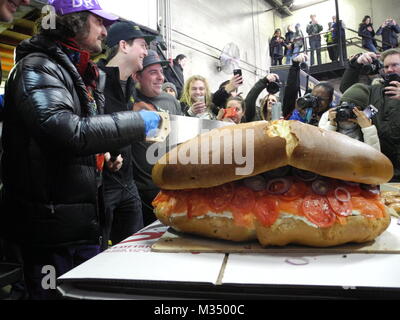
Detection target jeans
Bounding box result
[21,244,100,300]
[364,42,378,53]
[286,49,293,65]
[293,46,302,59]
[103,182,144,248]
[309,38,322,65]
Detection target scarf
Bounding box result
[58,39,105,172]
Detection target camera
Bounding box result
[266,80,281,94]
[335,102,378,122]
[335,102,357,122]
[361,58,384,75]
[296,93,320,109]
[383,73,400,87]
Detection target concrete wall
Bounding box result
[165,0,276,97]
[155,0,399,97]
[276,0,400,63]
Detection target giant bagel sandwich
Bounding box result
[152,120,393,247]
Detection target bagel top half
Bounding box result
[152,120,394,190]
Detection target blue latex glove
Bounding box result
[138,110,161,137]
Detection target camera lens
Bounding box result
[267,81,280,94]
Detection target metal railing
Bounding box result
[271,24,398,68]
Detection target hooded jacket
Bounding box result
[340,58,400,182]
[0,35,146,247]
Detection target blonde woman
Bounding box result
[180,75,215,119]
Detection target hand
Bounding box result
[367,26,373,32]
[293,53,309,64]
[266,73,279,83]
[138,110,161,136]
[104,152,123,172]
[384,81,400,100]
[350,108,372,128]
[356,52,378,65]
[189,100,207,115]
[217,108,225,121]
[225,74,243,92]
[328,109,337,126]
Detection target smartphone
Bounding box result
[233,69,243,84]
[363,105,378,119]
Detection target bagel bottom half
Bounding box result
[154,200,391,247]
[255,211,391,247]
[155,209,257,242]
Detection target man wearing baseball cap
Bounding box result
[0,0,161,299]
[97,20,155,250]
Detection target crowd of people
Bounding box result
[0,0,399,300]
[270,13,400,66]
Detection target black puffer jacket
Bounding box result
[0,35,146,247]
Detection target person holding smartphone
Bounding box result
[180,75,216,119]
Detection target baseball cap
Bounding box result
[106,20,156,48]
[143,50,170,69]
[48,0,118,26]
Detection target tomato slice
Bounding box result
[279,181,308,201]
[230,186,256,215]
[207,183,234,212]
[301,195,336,228]
[254,196,279,227]
[327,192,353,217]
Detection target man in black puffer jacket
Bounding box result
[0,0,160,299]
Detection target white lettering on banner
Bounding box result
[41,265,56,290]
[146,128,255,176]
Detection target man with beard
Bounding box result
[0,0,161,299]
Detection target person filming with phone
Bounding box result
[340,48,400,181]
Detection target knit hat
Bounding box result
[49,0,118,26]
[162,82,178,95]
[339,83,370,109]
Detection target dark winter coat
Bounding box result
[0,35,146,247]
[340,58,400,182]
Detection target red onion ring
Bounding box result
[335,187,351,202]
[343,181,360,187]
[243,176,267,191]
[292,168,318,182]
[266,178,292,195]
[311,179,331,196]
[285,257,309,266]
